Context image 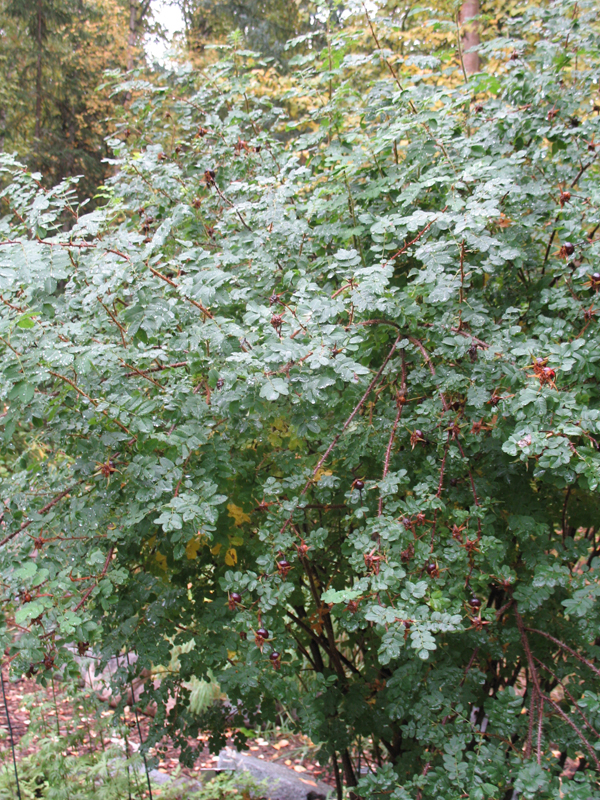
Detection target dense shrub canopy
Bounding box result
[1,1,600,797]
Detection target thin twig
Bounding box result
[120,360,162,387]
[0,481,83,548]
[542,229,556,271]
[571,153,597,187]
[381,213,446,271]
[455,438,480,508]
[362,4,416,112]
[455,12,469,84]
[147,265,213,318]
[408,335,449,412]
[450,328,489,349]
[48,370,132,435]
[98,298,128,347]
[561,487,571,541]
[213,184,252,231]
[127,654,153,800]
[73,546,115,611]
[123,361,187,376]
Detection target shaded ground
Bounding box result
[0,670,335,791]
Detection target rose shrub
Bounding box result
[1,2,600,797]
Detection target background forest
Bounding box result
[0,0,499,198]
[1,1,600,799]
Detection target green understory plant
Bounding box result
[1,1,600,798]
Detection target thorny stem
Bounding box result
[537,695,544,766]
[514,604,543,765]
[280,334,402,533]
[430,432,451,551]
[543,693,600,771]
[526,689,535,759]
[526,628,600,680]
[534,656,600,738]
[378,358,406,518]
[458,239,465,327]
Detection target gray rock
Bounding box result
[217,747,334,800]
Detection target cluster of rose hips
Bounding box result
[277,558,291,578]
[400,513,426,532]
[227,594,282,669]
[364,549,384,575]
[528,357,556,387]
[586,272,600,291]
[26,653,55,678]
[410,430,426,449]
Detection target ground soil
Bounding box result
[0,669,335,795]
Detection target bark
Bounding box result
[127,0,151,72]
[127,0,137,71]
[460,0,480,75]
[35,0,43,144]
[340,748,359,799]
[0,107,6,152]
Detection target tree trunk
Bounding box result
[127,0,137,71]
[459,0,480,75]
[0,110,5,152]
[35,0,43,144]
[340,749,360,799]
